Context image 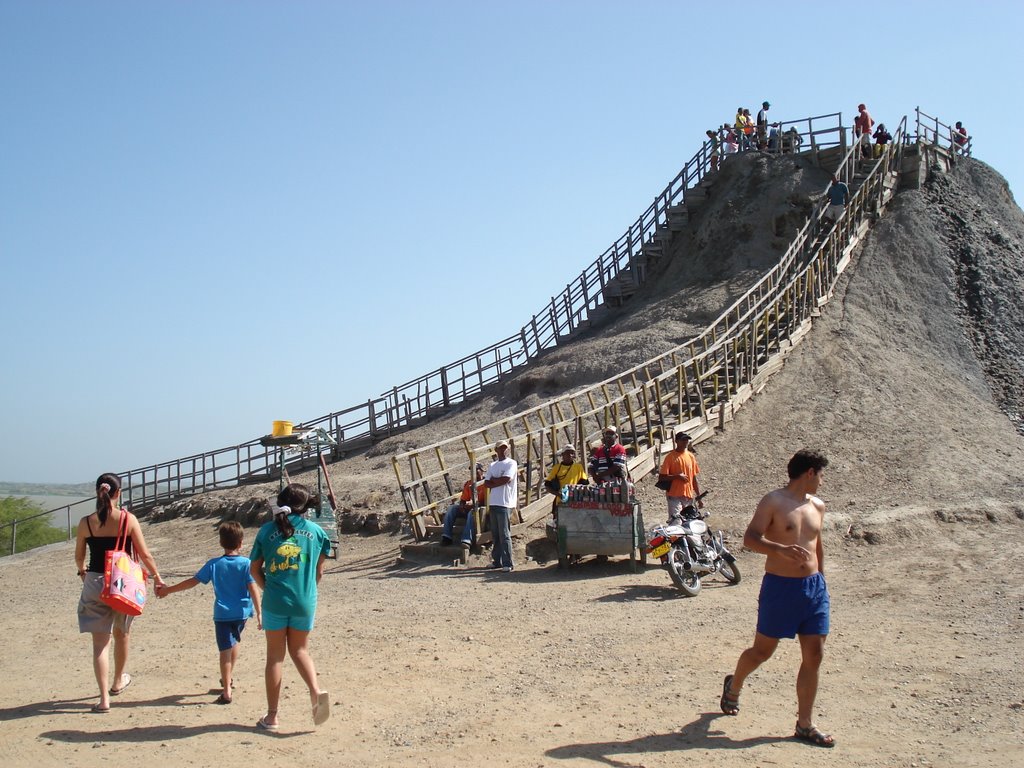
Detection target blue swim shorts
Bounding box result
[756,572,830,639]
[262,608,315,632]
[214,619,248,651]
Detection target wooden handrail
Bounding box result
[103,112,843,511]
[393,114,920,539]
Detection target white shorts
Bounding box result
[667,496,696,518]
[826,203,845,221]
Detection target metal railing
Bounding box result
[1,497,94,556]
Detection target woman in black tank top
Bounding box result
[74,473,165,713]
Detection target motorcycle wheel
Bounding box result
[719,557,741,584]
[666,547,701,596]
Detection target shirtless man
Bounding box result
[720,449,835,748]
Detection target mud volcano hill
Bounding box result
[12,151,1024,768]
[155,152,1024,526]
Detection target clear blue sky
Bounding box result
[2,1,1020,484]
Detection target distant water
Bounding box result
[13,494,93,532]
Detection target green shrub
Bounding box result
[0,497,66,555]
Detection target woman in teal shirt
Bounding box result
[250,483,331,730]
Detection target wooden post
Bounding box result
[525,435,533,505]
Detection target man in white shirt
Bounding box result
[484,440,518,572]
[756,101,771,149]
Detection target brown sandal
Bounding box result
[720,675,740,715]
[794,722,835,748]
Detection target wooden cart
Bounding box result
[554,499,647,572]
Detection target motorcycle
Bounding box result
[645,491,741,596]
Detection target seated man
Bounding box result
[588,426,628,483]
[441,462,487,546]
[545,445,589,496]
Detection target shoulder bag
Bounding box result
[100,510,148,616]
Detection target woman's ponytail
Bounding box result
[94,473,121,526]
[274,483,312,539]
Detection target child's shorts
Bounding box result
[756,572,830,639]
[214,619,248,651]
[262,609,315,632]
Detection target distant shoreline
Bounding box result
[4,493,93,531]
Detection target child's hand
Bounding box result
[155,583,166,598]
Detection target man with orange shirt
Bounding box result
[657,431,702,521]
[440,463,488,546]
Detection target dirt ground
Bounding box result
[2,158,1023,767]
[1,502,1021,768]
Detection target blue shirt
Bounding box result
[828,182,850,206]
[195,555,255,621]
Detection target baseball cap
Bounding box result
[495,440,509,449]
[559,445,576,454]
[674,430,691,441]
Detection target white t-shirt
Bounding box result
[485,458,518,509]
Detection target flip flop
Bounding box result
[256,716,279,732]
[312,691,331,726]
[91,703,110,713]
[794,722,835,748]
[215,693,232,705]
[109,673,132,696]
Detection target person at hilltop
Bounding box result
[722,123,739,156]
[250,483,331,731]
[735,107,752,151]
[854,103,875,159]
[720,449,835,749]
[440,463,488,547]
[157,521,261,704]
[953,121,969,154]
[706,129,722,172]
[756,101,771,149]
[742,108,756,149]
[75,473,165,713]
[657,430,702,521]
[483,440,518,572]
[872,122,892,158]
[781,126,803,154]
[588,426,628,483]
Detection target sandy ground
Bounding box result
[0,502,1022,768]
[2,158,1023,767]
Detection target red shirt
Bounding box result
[855,109,874,135]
